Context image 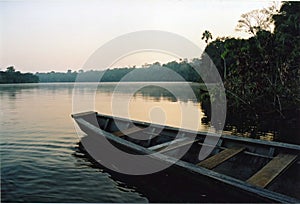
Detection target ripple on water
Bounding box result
[1,82,212,202]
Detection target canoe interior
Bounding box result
[73,111,300,201]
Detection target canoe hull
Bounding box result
[79,135,271,203]
[72,111,300,203]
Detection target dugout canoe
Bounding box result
[72,111,300,203]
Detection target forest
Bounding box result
[204,2,299,115]
[35,61,201,83]
[201,1,299,142]
[0,66,39,83]
[1,61,202,83]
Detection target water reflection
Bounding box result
[0,83,149,202]
[0,82,298,144]
[0,82,203,102]
[92,82,207,131]
[94,82,204,102]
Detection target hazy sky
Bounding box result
[0,0,272,72]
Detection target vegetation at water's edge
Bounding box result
[202,2,300,143]
[204,2,299,117]
[0,66,39,83]
[0,60,203,83]
[35,61,201,83]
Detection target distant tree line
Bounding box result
[35,60,203,83]
[0,66,39,83]
[1,60,205,84]
[36,69,77,82]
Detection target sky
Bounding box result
[0,0,273,73]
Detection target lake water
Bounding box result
[0,82,295,202]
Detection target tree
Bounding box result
[6,66,16,73]
[0,67,38,83]
[273,1,300,48]
[201,30,213,44]
[235,3,280,35]
[204,37,231,80]
[272,1,300,111]
[203,2,299,120]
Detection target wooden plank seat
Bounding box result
[246,153,298,188]
[113,126,144,137]
[149,137,189,151]
[197,147,246,169]
[158,138,201,154]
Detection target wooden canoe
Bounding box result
[72,111,300,203]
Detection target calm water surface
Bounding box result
[0,82,293,202]
[1,83,149,202]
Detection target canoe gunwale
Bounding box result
[72,111,300,151]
